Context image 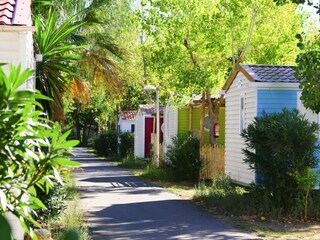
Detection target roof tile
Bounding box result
[241,64,298,83]
[0,0,31,26]
[120,111,136,121]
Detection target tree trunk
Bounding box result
[199,91,206,145]
[206,90,216,146]
[74,102,81,141]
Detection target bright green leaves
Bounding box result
[0,65,79,238]
[296,48,320,113]
[294,28,320,113]
[35,8,86,118]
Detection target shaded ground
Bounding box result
[72,148,259,240]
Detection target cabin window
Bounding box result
[240,94,245,133]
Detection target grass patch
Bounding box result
[44,177,91,240]
[120,155,148,169]
[48,200,91,240]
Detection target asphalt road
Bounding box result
[72,148,259,240]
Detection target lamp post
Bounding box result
[144,85,160,167]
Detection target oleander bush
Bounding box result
[0,65,79,238]
[241,108,320,217]
[166,131,201,181]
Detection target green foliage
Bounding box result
[34,171,74,222]
[0,65,79,238]
[119,132,134,157]
[166,132,201,181]
[49,201,90,240]
[93,131,119,157]
[0,215,11,240]
[35,8,85,118]
[295,36,320,113]
[141,164,175,181]
[121,155,147,169]
[195,177,253,215]
[241,108,319,215]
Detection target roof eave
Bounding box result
[223,64,255,92]
[0,25,36,32]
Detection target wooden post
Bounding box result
[199,91,205,145]
[189,105,192,130]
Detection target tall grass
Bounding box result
[120,155,147,169]
[140,164,175,181]
[46,178,91,240]
[49,201,91,240]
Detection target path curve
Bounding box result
[72,148,259,240]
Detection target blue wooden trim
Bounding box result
[257,89,298,117]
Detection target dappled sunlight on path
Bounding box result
[72,148,259,240]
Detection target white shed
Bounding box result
[134,104,164,158]
[0,0,36,90]
[118,111,136,133]
[223,64,319,186]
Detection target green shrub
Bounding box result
[141,164,175,181]
[166,131,201,181]
[121,155,147,169]
[0,65,79,237]
[195,177,250,215]
[119,131,134,157]
[93,130,118,157]
[241,108,319,217]
[35,170,75,222]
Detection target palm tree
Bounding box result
[34,0,124,124]
[35,8,85,120]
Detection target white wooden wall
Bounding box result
[163,102,178,155]
[118,119,134,132]
[0,29,35,90]
[225,72,256,185]
[134,114,145,158]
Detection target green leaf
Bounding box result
[57,140,80,149]
[52,157,81,167]
[30,196,46,209]
[0,215,12,240]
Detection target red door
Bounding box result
[144,117,153,158]
[144,117,164,158]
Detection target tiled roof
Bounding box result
[0,0,31,26]
[241,64,298,83]
[138,104,165,115]
[120,111,136,121]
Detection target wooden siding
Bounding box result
[257,89,297,116]
[163,103,178,154]
[225,72,256,185]
[0,30,35,89]
[134,115,145,158]
[177,107,189,134]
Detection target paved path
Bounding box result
[72,148,259,240]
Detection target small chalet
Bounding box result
[223,64,320,186]
[118,110,136,133]
[163,94,225,155]
[134,104,164,158]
